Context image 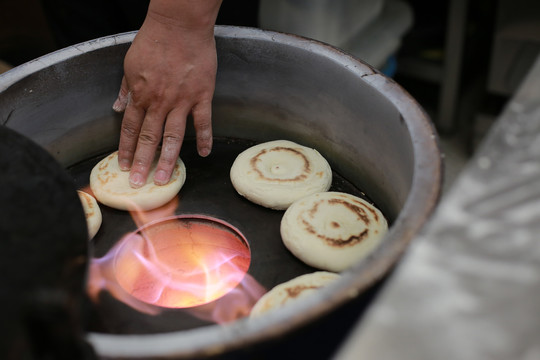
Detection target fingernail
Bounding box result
[129,172,145,188]
[199,147,211,157]
[112,93,128,112]
[154,170,169,185]
[112,99,124,112]
[112,101,120,112]
[119,159,131,171]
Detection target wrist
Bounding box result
[146,0,222,33]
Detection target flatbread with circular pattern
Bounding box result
[230,140,332,210]
[281,191,388,272]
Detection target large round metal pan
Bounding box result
[0,26,442,358]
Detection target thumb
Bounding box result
[112,76,129,112]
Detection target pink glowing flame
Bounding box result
[87,206,266,323]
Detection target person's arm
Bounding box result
[113,0,222,188]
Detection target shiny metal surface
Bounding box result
[336,56,540,360]
[0,26,442,358]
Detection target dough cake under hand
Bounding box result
[281,191,388,272]
[230,140,332,210]
[90,151,186,211]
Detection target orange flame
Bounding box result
[114,216,251,308]
[87,200,265,323]
[188,273,266,323]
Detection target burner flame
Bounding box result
[114,217,251,308]
[87,200,264,323]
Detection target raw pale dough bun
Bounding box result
[77,190,102,240]
[90,151,186,211]
[250,271,340,318]
[230,140,332,210]
[281,191,388,272]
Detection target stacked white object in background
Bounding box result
[259,0,413,74]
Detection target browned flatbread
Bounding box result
[230,140,332,210]
[281,191,388,272]
[250,271,340,317]
[77,190,102,240]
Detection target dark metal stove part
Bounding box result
[0,126,95,359]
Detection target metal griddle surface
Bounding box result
[69,137,371,334]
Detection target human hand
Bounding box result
[113,3,220,188]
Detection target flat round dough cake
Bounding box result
[77,190,102,240]
[250,271,340,318]
[281,191,388,272]
[230,140,332,210]
[90,151,186,211]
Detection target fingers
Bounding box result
[153,108,188,185]
[117,94,213,188]
[192,100,213,157]
[129,111,166,188]
[118,102,145,172]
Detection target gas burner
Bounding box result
[87,214,261,324]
